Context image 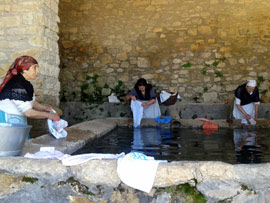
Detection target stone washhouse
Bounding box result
[0,0,270,202]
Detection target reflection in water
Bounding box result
[233,129,262,164]
[132,128,181,157]
[73,127,270,164]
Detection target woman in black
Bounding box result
[233,80,260,125]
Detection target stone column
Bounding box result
[0,0,60,106]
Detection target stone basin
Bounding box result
[0,117,269,202]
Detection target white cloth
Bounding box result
[24,147,67,159]
[131,100,143,127]
[142,100,161,118]
[108,93,120,103]
[117,152,163,193]
[24,147,125,166]
[47,109,68,139]
[159,90,181,103]
[131,100,161,127]
[61,152,125,166]
[247,80,256,87]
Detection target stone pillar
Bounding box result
[0,0,60,106]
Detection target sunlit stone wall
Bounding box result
[0,0,60,106]
[59,0,270,103]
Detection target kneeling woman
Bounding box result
[126,78,161,127]
[0,56,60,125]
[233,80,260,125]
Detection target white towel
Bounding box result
[108,93,120,103]
[24,147,125,166]
[117,152,163,193]
[61,152,125,166]
[131,100,143,127]
[24,147,68,159]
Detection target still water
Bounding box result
[73,127,270,164]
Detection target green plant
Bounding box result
[182,62,192,68]
[215,71,223,78]
[22,176,38,184]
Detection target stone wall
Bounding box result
[0,0,60,106]
[59,0,270,103]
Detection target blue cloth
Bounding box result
[0,110,27,124]
[155,116,172,124]
[0,110,29,139]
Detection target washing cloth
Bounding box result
[117,152,164,193]
[131,100,144,127]
[24,147,68,159]
[155,116,172,124]
[61,152,125,166]
[24,147,125,166]
[159,91,181,103]
[108,93,120,103]
[47,109,68,139]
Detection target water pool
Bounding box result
[73,127,270,164]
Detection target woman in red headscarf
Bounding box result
[0,56,60,125]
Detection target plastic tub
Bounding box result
[0,123,32,156]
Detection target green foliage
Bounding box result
[201,57,226,79]
[120,112,125,117]
[203,87,208,92]
[81,74,125,103]
[257,76,265,88]
[182,62,192,68]
[202,67,207,75]
[215,71,223,78]
[22,176,38,184]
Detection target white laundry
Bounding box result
[131,100,144,127]
[108,93,120,103]
[24,147,68,159]
[24,147,125,166]
[61,152,125,166]
[160,90,180,103]
[47,109,68,139]
[117,152,165,193]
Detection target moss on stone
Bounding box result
[157,183,206,203]
[58,177,95,196]
[22,176,38,184]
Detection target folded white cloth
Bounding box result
[131,100,143,127]
[108,93,120,103]
[117,152,165,193]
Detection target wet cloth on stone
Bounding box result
[117,152,165,193]
[24,147,125,166]
[47,109,68,139]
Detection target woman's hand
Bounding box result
[48,113,60,121]
[244,114,252,120]
[130,95,137,101]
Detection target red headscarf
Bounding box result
[0,56,38,93]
